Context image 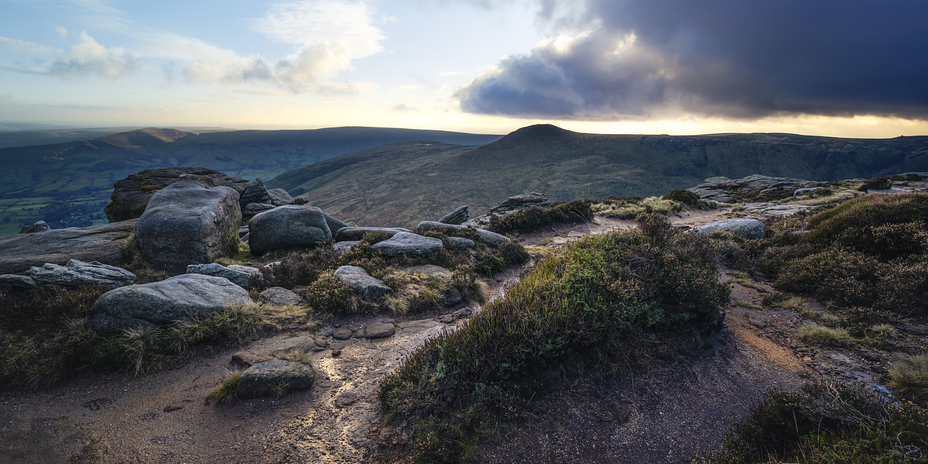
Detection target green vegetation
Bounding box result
[717,381,928,463]
[486,200,594,234]
[379,214,729,463]
[592,196,683,219]
[797,324,853,346]
[207,370,243,405]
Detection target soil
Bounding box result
[2,206,925,463]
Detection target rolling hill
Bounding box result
[268,124,928,227]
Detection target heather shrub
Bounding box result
[487,200,593,234]
[775,248,881,307]
[304,272,358,314]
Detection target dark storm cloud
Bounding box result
[457,0,928,119]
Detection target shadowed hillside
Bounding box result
[268,124,928,227]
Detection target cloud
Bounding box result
[48,31,142,79]
[0,36,54,54]
[391,103,419,112]
[458,0,928,120]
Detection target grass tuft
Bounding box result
[797,324,852,346]
[207,370,242,405]
[888,354,928,405]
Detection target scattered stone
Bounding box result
[438,308,471,323]
[364,322,396,339]
[19,220,50,234]
[417,221,510,247]
[258,287,302,306]
[333,240,360,255]
[445,236,477,250]
[104,168,250,222]
[695,218,766,240]
[231,351,274,368]
[334,265,392,300]
[270,336,319,355]
[135,181,242,274]
[371,232,443,256]
[26,259,136,288]
[235,360,314,400]
[186,263,253,289]
[332,328,353,340]
[240,179,272,209]
[334,227,410,242]
[243,202,275,216]
[267,188,295,206]
[163,404,184,413]
[0,219,136,275]
[438,206,469,225]
[443,288,463,306]
[331,350,341,357]
[334,390,360,407]
[249,205,332,254]
[0,274,38,290]
[88,274,253,333]
[228,265,262,282]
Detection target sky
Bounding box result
[1,0,927,137]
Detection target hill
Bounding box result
[0,127,500,233]
[267,124,928,227]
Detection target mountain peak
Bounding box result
[506,124,573,139]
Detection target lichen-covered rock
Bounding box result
[334,227,410,242]
[0,220,136,275]
[186,263,253,289]
[248,205,332,254]
[695,218,766,239]
[235,360,315,399]
[105,167,249,222]
[417,221,510,247]
[27,259,135,288]
[135,181,242,274]
[371,232,443,256]
[89,274,253,333]
[259,287,303,306]
[334,265,392,300]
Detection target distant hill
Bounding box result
[0,126,500,233]
[268,124,928,227]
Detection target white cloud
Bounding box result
[0,36,54,54]
[254,0,383,56]
[48,31,143,79]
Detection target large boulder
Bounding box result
[371,232,443,256]
[334,265,392,300]
[334,227,410,242]
[324,214,351,236]
[105,168,249,222]
[186,263,255,289]
[235,360,315,399]
[240,179,272,210]
[19,220,50,234]
[0,219,136,275]
[417,221,511,247]
[26,259,135,288]
[89,274,253,333]
[695,218,766,240]
[438,206,469,225]
[267,188,294,207]
[248,205,332,254]
[135,181,242,274]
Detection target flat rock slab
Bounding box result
[695,218,766,239]
[235,360,315,400]
[334,227,410,242]
[370,232,443,257]
[187,263,253,289]
[364,322,396,339]
[89,274,253,333]
[259,287,303,306]
[231,351,274,368]
[417,221,510,247]
[27,259,135,288]
[334,265,392,300]
[0,219,136,275]
[404,264,453,279]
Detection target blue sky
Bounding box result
[1,0,927,137]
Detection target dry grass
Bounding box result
[888,354,928,404]
[797,324,852,346]
[207,370,242,405]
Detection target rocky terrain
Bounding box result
[1,168,927,463]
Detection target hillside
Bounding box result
[0,127,500,233]
[268,124,928,227]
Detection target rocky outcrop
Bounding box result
[688,175,824,203]
[240,179,272,209]
[248,205,332,254]
[334,265,392,300]
[89,274,253,333]
[0,219,136,275]
[235,360,315,400]
[0,274,39,290]
[258,287,303,306]
[19,220,50,234]
[186,263,256,289]
[243,203,275,216]
[695,218,766,239]
[26,259,135,288]
[370,232,443,256]
[105,168,249,222]
[417,221,510,247]
[445,236,477,250]
[438,206,468,225]
[324,214,350,236]
[267,188,294,207]
[489,193,549,214]
[334,227,410,242]
[135,182,242,274]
